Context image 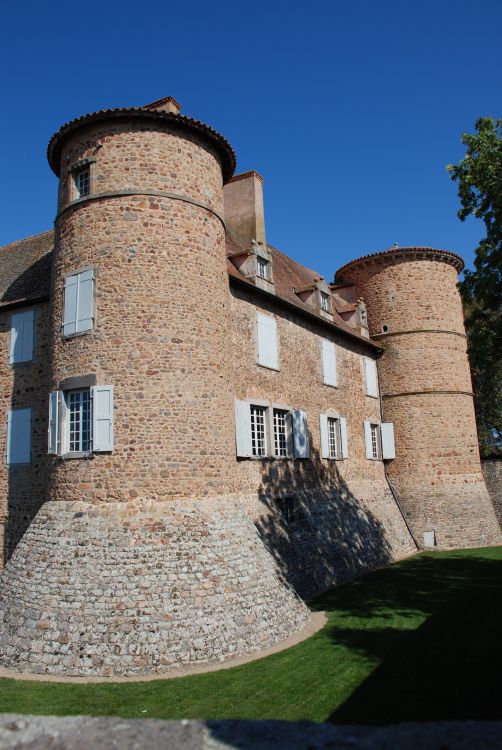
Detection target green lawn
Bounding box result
[1,545,502,724]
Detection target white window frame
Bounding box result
[256,256,269,280]
[234,400,305,460]
[66,389,92,454]
[250,404,268,457]
[364,420,381,460]
[320,413,348,459]
[74,167,90,199]
[48,385,113,457]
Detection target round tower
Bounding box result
[335,247,501,550]
[0,98,309,677]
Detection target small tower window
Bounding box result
[74,168,90,199]
[256,256,269,280]
[320,291,330,312]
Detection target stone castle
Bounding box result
[0,96,500,677]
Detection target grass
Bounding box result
[1,545,502,724]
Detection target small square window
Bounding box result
[274,495,303,525]
[256,257,268,280]
[74,168,90,199]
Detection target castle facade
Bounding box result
[0,96,499,677]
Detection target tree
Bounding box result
[447,117,502,456]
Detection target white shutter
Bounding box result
[320,414,329,458]
[256,313,279,370]
[292,409,310,458]
[235,400,252,457]
[76,269,94,333]
[92,385,114,452]
[7,408,31,464]
[364,357,378,397]
[10,310,34,364]
[321,340,337,386]
[63,274,79,335]
[364,420,373,459]
[380,422,396,459]
[48,391,60,454]
[339,417,349,458]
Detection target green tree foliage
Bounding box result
[447,117,502,456]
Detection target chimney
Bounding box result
[223,171,266,249]
[143,96,181,115]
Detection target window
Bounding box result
[256,256,268,280]
[6,408,31,464]
[364,357,379,397]
[9,309,34,364]
[273,409,289,457]
[274,495,303,525]
[67,390,91,452]
[250,405,267,457]
[48,385,114,456]
[320,413,348,459]
[74,168,90,199]
[320,292,330,312]
[321,339,337,387]
[63,269,95,336]
[235,401,310,459]
[256,312,279,370]
[364,421,381,460]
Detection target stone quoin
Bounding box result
[0,96,500,677]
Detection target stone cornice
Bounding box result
[335,247,464,281]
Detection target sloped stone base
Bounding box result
[0,500,310,677]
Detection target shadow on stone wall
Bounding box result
[254,440,393,599]
[3,255,52,565]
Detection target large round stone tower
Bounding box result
[0,97,309,677]
[335,247,501,550]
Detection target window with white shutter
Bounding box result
[92,385,114,452]
[256,313,279,370]
[321,339,337,387]
[63,269,95,337]
[364,357,379,397]
[364,420,381,459]
[320,414,343,459]
[339,417,349,458]
[7,408,31,464]
[235,400,252,457]
[10,310,34,364]
[47,385,114,455]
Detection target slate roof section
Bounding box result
[0,230,53,309]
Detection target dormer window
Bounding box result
[256,256,269,280]
[320,292,330,312]
[75,168,90,199]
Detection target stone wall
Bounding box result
[482,459,502,525]
[0,303,50,564]
[337,252,502,550]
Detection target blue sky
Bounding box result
[1,0,500,280]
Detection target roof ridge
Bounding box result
[0,229,54,252]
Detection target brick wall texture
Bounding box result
[0,105,498,677]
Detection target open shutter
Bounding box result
[256,313,279,370]
[292,409,310,458]
[380,422,396,459]
[339,417,349,458]
[364,358,378,397]
[7,408,31,464]
[235,400,252,457]
[63,274,79,336]
[76,269,94,333]
[321,340,337,386]
[364,420,373,459]
[48,391,60,454]
[92,385,114,452]
[320,414,329,458]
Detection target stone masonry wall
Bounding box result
[341,254,501,549]
[482,459,502,525]
[0,303,50,563]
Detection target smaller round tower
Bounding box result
[335,247,501,549]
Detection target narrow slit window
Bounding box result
[327,417,340,459]
[273,409,288,457]
[250,405,267,457]
[370,422,379,459]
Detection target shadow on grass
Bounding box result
[320,550,502,725]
